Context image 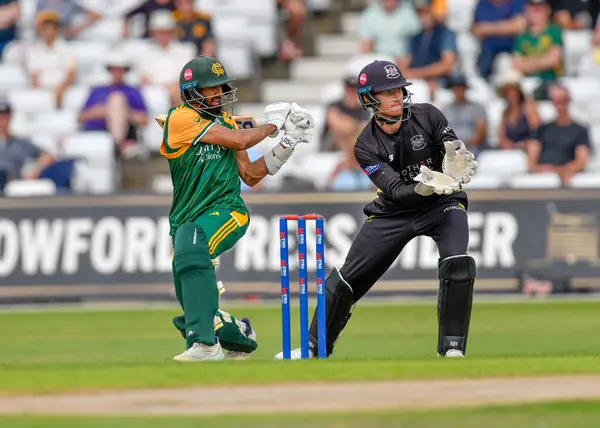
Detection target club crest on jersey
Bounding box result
[363,164,381,176]
[212,62,225,76]
[410,135,426,151]
[384,65,400,79]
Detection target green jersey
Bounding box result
[160,104,247,236]
[514,24,563,81]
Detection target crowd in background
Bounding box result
[0,0,599,195]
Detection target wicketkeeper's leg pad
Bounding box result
[308,267,355,357]
[437,254,476,355]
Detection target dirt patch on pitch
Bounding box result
[1,376,599,415]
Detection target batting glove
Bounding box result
[264,102,291,137]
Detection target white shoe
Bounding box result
[274,347,315,360]
[444,349,465,358]
[225,317,257,360]
[173,342,225,362]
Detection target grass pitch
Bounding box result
[0,299,599,394]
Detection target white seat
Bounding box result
[475,150,528,181]
[217,43,255,80]
[1,41,27,65]
[7,111,30,139]
[34,111,79,138]
[462,174,503,189]
[250,22,278,57]
[485,99,506,148]
[30,135,60,156]
[346,53,397,76]
[62,86,92,113]
[153,175,174,194]
[3,179,57,197]
[119,39,154,63]
[142,86,170,117]
[560,77,600,105]
[563,30,592,76]
[509,172,562,189]
[143,123,164,152]
[71,41,111,69]
[407,79,430,104]
[447,0,477,32]
[8,89,55,114]
[320,82,344,104]
[63,132,116,194]
[78,17,125,42]
[289,152,345,191]
[537,101,556,122]
[570,173,600,188]
[213,15,251,43]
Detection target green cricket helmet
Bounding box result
[179,56,237,116]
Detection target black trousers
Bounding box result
[340,200,469,301]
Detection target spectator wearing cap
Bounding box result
[441,76,488,156]
[173,0,215,56]
[471,0,526,80]
[494,68,540,150]
[322,74,372,153]
[35,0,101,39]
[277,0,307,61]
[0,100,56,193]
[512,0,563,97]
[360,0,421,61]
[526,85,590,185]
[138,10,195,106]
[26,10,77,107]
[78,52,149,160]
[398,0,457,97]
[124,0,174,39]
[0,0,19,59]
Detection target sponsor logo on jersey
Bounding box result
[384,65,400,79]
[389,154,394,162]
[410,135,427,151]
[443,124,452,134]
[363,164,381,176]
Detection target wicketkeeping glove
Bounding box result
[413,165,461,196]
[442,140,478,184]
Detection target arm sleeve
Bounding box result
[127,88,147,112]
[23,140,42,159]
[354,140,418,201]
[576,126,591,149]
[360,9,375,39]
[551,25,563,46]
[511,0,526,15]
[473,2,484,22]
[442,29,457,54]
[428,104,459,152]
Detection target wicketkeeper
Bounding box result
[275,60,478,360]
[158,56,314,361]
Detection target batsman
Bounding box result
[275,60,479,360]
[158,56,314,361]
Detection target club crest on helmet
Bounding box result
[212,62,225,76]
[384,64,400,79]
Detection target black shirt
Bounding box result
[535,121,590,166]
[354,103,468,216]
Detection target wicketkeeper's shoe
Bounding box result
[274,347,315,360]
[225,317,257,360]
[443,349,465,358]
[173,342,225,362]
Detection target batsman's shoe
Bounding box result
[173,342,225,362]
[225,317,257,360]
[443,349,465,358]
[274,347,314,360]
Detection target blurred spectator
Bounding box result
[442,75,487,156]
[322,73,371,153]
[327,146,374,191]
[494,69,540,150]
[138,10,195,106]
[124,0,174,39]
[399,0,457,96]
[36,0,101,39]
[78,52,149,159]
[26,10,77,107]
[277,0,307,61]
[0,0,19,59]
[360,0,421,61]
[548,0,595,29]
[526,85,590,185]
[512,0,563,99]
[471,0,526,80]
[173,0,216,56]
[0,99,56,192]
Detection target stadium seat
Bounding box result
[485,99,506,148]
[475,150,528,181]
[71,41,111,70]
[8,88,56,114]
[30,135,60,156]
[3,179,57,197]
[560,77,600,105]
[408,79,430,104]
[153,175,174,194]
[462,174,503,189]
[62,86,91,113]
[217,43,255,80]
[508,172,562,189]
[320,82,344,104]
[570,173,600,188]
[142,86,170,118]
[447,0,477,32]
[119,39,154,63]
[536,101,556,122]
[142,123,164,152]
[34,111,79,138]
[8,111,30,139]
[563,30,592,76]
[290,152,345,191]
[1,41,27,65]
[78,17,125,42]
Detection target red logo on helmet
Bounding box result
[184,68,193,80]
[359,73,367,85]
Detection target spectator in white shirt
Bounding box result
[26,10,77,107]
[138,10,195,106]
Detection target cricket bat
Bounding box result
[155,114,258,130]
